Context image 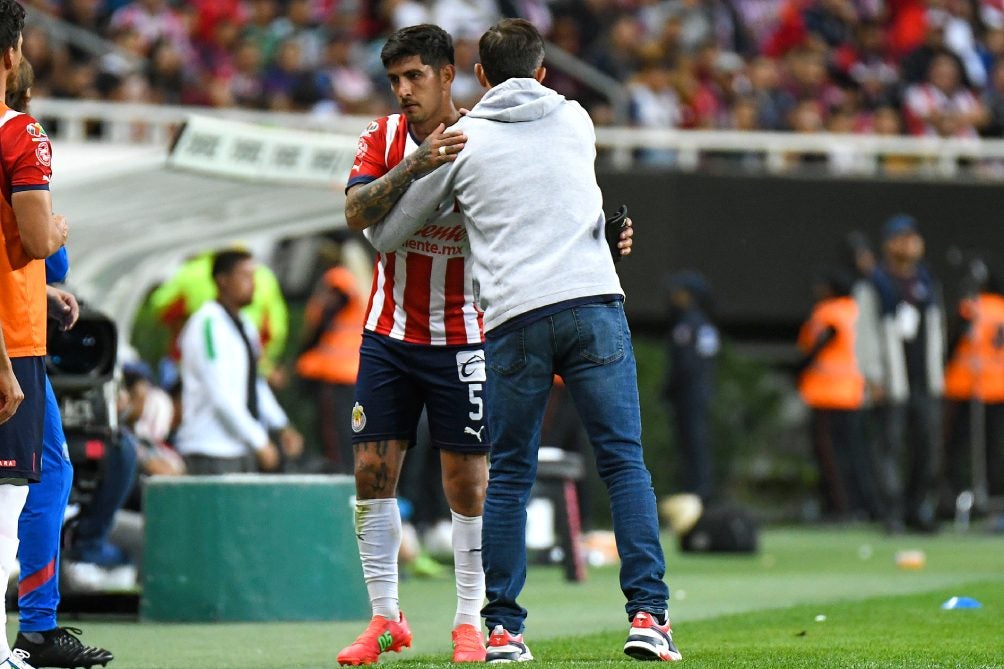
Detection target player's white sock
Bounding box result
[0,485,29,661]
[451,510,484,629]
[355,498,401,621]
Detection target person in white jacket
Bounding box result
[175,249,302,474]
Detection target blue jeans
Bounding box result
[481,300,668,633]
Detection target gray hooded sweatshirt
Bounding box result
[367,78,623,332]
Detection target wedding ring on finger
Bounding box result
[439,146,448,156]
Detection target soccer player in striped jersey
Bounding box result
[335,25,486,666]
[336,24,633,666]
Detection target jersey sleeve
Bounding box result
[3,114,52,192]
[345,118,389,191]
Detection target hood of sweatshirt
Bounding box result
[467,78,565,123]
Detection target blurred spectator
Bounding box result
[662,271,719,502]
[941,264,1004,508]
[588,13,642,82]
[295,242,364,473]
[451,36,484,109]
[318,31,377,114]
[174,249,303,475]
[148,249,290,386]
[432,0,501,41]
[108,0,190,57]
[628,58,681,165]
[868,215,945,533]
[900,16,962,85]
[382,0,432,31]
[242,0,283,65]
[270,0,326,69]
[903,51,987,136]
[796,269,872,520]
[119,362,186,478]
[746,55,789,130]
[982,59,1004,135]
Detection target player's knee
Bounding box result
[444,474,487,515]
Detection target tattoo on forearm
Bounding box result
[346,148,429,227]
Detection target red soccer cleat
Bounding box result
[337,612,413,666]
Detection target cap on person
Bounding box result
[881,214,919,241]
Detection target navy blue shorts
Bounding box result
[0,356,45,482]
[352,332,489,453]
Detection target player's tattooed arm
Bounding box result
[345,124,466,232]
[344,158,419,232]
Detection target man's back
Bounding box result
[448,79,622,330]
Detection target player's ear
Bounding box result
[475,63,490,89]
[440,63,455,86]
[534,66,546,83]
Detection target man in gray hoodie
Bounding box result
[367,18,681,663]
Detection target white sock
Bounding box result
[355,498,401,621]
[451,510,484,629]
[0,485,29,661]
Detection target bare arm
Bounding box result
[0,329,23,425]
[345,124,466,232]
[12,190,67,259]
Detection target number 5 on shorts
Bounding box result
[468,383,483,421]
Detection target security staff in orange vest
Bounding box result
[797,269,876,520]
[942,269,1004,503]
[296,250,365,473]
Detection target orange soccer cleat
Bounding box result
[451,624,487,663]
[336,612,413,666]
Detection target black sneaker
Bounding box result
[13,628,113,668]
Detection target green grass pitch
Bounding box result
[7,526,1003,667]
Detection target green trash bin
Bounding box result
[142,474,368,622]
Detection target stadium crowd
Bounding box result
[17,0,1004,138]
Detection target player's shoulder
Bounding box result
[359,114,405,138]
[0,109,41,135]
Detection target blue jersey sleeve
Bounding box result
[46,247,69,284]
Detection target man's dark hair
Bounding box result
[212,248,253,279]
[0,0,25,54]
[478,18,544,86]
[381,24,454,69]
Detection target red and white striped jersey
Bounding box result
[348,114,483,346]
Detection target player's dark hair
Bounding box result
[478,18,544,86]
[381,24,454,70]
[0,0,24,55]
[212,248,253,279]
[6,56,31,112]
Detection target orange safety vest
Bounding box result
[296,266,364,385]
[797,296,864,410]
[944,293,1004,403]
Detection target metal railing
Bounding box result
[32,98,1004,179]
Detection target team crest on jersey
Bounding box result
[355,137,369,161]
[26,122,47,140]
[35,141,51,167]
[351,402,367,433]
[364,120,379,135]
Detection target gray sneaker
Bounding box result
[623,612,683,662]
[485,625,533,663]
